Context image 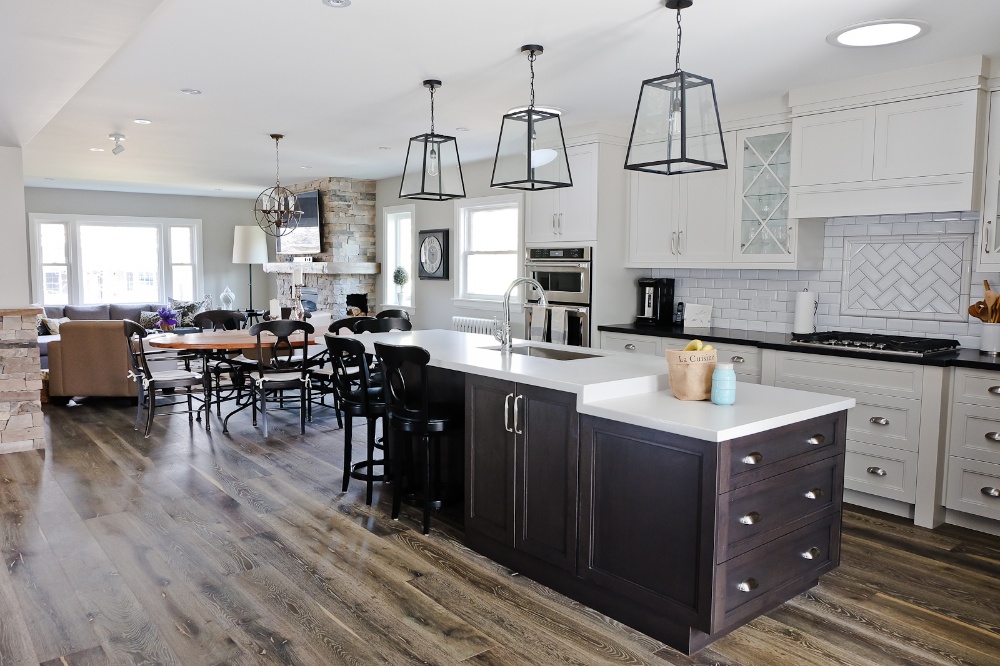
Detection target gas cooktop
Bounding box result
[790,331,960,356]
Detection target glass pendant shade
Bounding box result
[400,133,466,200]
[625,70,727,175]
[491,107,572,190]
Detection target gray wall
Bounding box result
[23,188,277,309]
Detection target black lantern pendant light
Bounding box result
[624,0,727,175]
[491,45,572,191]
[400,80,466,201]
[254,133,303,237]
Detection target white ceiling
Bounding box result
[10,0,1000,198]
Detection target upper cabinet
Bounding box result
[525,144,599,243]
[976,91,1000,268]
[788,57,989,219]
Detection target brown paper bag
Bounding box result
[665,349,717,401]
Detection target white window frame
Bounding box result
[381,204,415,311]
[453,193,523,311]
[28,213,204,305]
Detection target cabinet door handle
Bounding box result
[742,452,762,465]
[558,213,563,235]
[982,487,1000,498]
[989,386,1000,396]
[867,466,887,477]
[731,355,745,363]
[504,393,514,433]
[737,578,759,593]
[869,416,889,426]
[624,343,636,351]
[670,231,677,255]
[985,220,992,254]
[552,214,557,235]
[739,511,760,525]
[787,225,794,254]
[806,434,826,445]
[513,394,523,435]
[986,432,1000,442]
[678,230,684,255]
[801,547,822,560]
[804,488,824,500]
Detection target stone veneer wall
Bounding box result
[280,177,377,315]
[0,308,45,453]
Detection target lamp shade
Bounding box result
[490,108,572,190]
[233,226,268,264]
[400,133,466,200]
[624,70,727,175]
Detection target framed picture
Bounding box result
[418,229,449,280]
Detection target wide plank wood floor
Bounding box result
[0,397,998,665]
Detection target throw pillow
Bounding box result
[36,314,46,335]
[39,317,71,334]
[138,310,160,330]
[169,295,212,327]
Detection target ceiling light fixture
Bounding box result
[180,88,202,95]
[322,0,351,7]
[827,19,930,47]
[400,80,466,201]
[133,118,152,125]
[254,134,302,237]
[491,45,572,191]
[89,148,104,152]
[109,133,125,155]
[455,127,469,132]
[625,0,727,176]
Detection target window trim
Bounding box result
[381,204,416,310]
[28,213,204,305]
[453,193,523,310]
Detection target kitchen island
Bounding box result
[355,330,854,654]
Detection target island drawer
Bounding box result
[952,369,1000,409]
[845,441,916,503]
[717,456,843,563]
[723,414,842,488]
[600,332,659,356]
[949,402,1000,465]
[714,514,840,631]
[945,456,1000,521]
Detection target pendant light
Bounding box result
[254,133,302,237]
[624,0,727,175]
[400,80,466,201]
[491,45,572,191]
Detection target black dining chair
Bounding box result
[328,316,375,335]
[375,309,410,321]
[193,309,248,331]
[354,317,412,334]
[324,334,386,505]
[194,310,249,415]
[374,341,461,535]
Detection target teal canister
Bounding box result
[711,362,736,405]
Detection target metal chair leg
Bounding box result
[342,416,353,492]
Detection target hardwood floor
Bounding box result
[1,398,999,665]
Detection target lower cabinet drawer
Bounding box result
[949,402,1000,466]
[952,369,1000,409]
[846,395,920,452]
[726,416,840,486]
[600,332,659,356]
[715,514,840,631]
[946,456,1000,521]
[718,456,842,563]
[845,441,917,503]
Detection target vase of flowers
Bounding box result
[393,266,409,304]
[157,306,178,332]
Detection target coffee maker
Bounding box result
[635,278,675,326]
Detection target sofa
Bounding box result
[43,303,167,400]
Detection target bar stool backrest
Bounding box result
[354,317,412,334]
[373,342,430,424]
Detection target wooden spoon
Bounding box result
[970,302,988,321]
[987,290,999,323]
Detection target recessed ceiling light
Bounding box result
[322,0,351,7]
[89,148,104,152]
[378,146,391,150]
[133,118,152,125]
[506,105,565,116]
[827,19,930,47]
[300,165,312,169]
[180,88,202,95]
[456,127,469,132]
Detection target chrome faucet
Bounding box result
[494,277,548,354]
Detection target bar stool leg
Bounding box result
[422,434,432,535]
[392,427,406,520]
[342,416,353,493]
[365,416,377,506]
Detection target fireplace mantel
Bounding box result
[263,262,381,275]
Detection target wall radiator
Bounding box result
[452,316,494,335]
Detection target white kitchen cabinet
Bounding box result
[946,368,1000,522]
[977,91,1000,268]
[789,90,986,218]
[524,144,598,243]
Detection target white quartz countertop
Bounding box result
[355,329,854,442]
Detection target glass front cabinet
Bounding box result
[733,123,797,265]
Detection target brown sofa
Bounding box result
[47,320,138,398]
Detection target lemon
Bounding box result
[683,339,703,352]
[702,344,714,351]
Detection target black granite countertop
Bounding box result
[597,323,1000,370]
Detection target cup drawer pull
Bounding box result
[982,487,1000,498]
[736,578,759,593]
[869,416,889,426]
[801,547,822,560]
[867,466,887,477]
[989,386,1000,395]
[806,434,826,445]
[739,511,760,526]
[731,355,745,363]
[986,432,1000,442]
[624,343,636,351]
[742,452,762,465]
[804,488,824,500]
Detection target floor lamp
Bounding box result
[232,226,268,310]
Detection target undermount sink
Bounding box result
[485,344,600,361]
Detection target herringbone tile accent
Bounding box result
[841,234,972,321]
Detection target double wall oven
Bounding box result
[523,247,591,347]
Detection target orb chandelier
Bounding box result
[254,133,302,237]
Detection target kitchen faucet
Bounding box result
[494,277,548,354]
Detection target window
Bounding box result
[383,205,414,308]
[29,214,203,305]
[455,194,522,306]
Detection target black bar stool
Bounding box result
[374,341,461,535]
